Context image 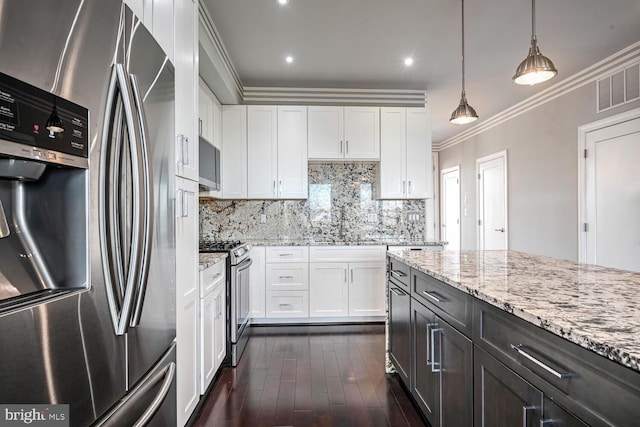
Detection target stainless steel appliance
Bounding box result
[198,136,220,191]
[199,241,252,366]
[0,2,176,425]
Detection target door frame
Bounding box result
[476,150,508,250]
[577,107,640,263]
[440,165,460,250]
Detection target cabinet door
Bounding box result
[348,262,386,316]
[174,0,197,181]
[247,106,278,199]
[198,81,210,142]
[213,284,226,371]
[437,318,473,426]
[221,105,247,199]
[308,106,344,159]
[344,107,380,160]
[277,106,308,199]
[474,346,543,427]
[309,262,348,317]
[405,108,432,199]
[542,397,588,427]
[175,178,199,425]
[249,247,266,318]
[378,107,407,199]
[388,285,411,385]
[151,0,174,63]
[412,298,439,426]
[200,291,215,395]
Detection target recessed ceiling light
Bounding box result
[404,57,414,66]
[277,0,289,5]
[285,56,294,63]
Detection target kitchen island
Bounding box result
[387,249,640,426]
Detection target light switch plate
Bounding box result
[260,214,267,223]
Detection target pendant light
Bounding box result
[450,0,478,125]
[513,0,557,85]
[45,97,64,134]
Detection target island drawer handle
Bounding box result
[390,270,407,278]
[389,288,404,297]
[511,344,572,379]
[422,291,446,303]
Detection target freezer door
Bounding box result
[95,343,176,427]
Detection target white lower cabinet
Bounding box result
[309,261,386,317]
[264,246,309,318]
[266,291,309,318]
[199,260,225,395]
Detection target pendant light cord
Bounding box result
[531,0,537,41]
[461,0,466,96]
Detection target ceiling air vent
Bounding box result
[597,62,640,113]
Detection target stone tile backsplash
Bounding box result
[199,163,426,242]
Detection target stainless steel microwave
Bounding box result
[199,136,220,191]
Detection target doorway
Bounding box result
[579,109,640,271]
[440,166,460,250]
[476,151,508,250]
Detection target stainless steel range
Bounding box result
[200,240,252,366]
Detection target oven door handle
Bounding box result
[235,258,253,273]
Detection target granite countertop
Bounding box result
[245,238,447,247]
[199,253,227,271]
[387,249,640,372]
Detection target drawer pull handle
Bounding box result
[430,327,443,373]
[389,288,404,296]
[278,275,294,279]
[425,323,438,365]
[390,270,407,278]
[422,291,446,303]
[511,344,572,379]
[279,303,293,307]
[279,253,293,257]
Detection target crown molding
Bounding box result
[198,0,244,101]
[435,41,640,151]
[242,87,427,107]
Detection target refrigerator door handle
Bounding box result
[132,361,175,427]
[99,63,145,336]
[128,73,154,328]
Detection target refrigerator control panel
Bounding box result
[0,71,89,166]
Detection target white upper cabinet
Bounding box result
[308,106,379,160]
[246,106,308,200]
[277,106,308,199]
[378,107,432,199]
[125,0,174,63]
[221,105,248,199]
[247,106,278,199]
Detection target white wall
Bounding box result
[438,81,640,261]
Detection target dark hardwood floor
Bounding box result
[192,324,427,427]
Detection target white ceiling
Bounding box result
[201,0,640,144]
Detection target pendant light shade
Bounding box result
[513,0,557,85]
[450,0,478,125]
[45,98,64,133]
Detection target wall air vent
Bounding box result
[597,61,640,113]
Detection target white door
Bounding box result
[348,262,386,316]
[477,152,508,250]
[308,106,343,159]
[379,107,407,199]
[309,263,349,317]
[583,114,640,271]
[247,106,278,199]
[441,166,460,250]
[277,106,308,199]
[344,107,380,160]
[405,107,432,199]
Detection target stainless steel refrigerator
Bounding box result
[0,1,176,425]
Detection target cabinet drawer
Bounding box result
[199,260,225,298]
[387,257,410,290]
[412,269,472,337]
[310,245,386,262]
[265,246,309,263]
[474,300,640,427]
[266,291,309,318]
[265,263,309,291]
